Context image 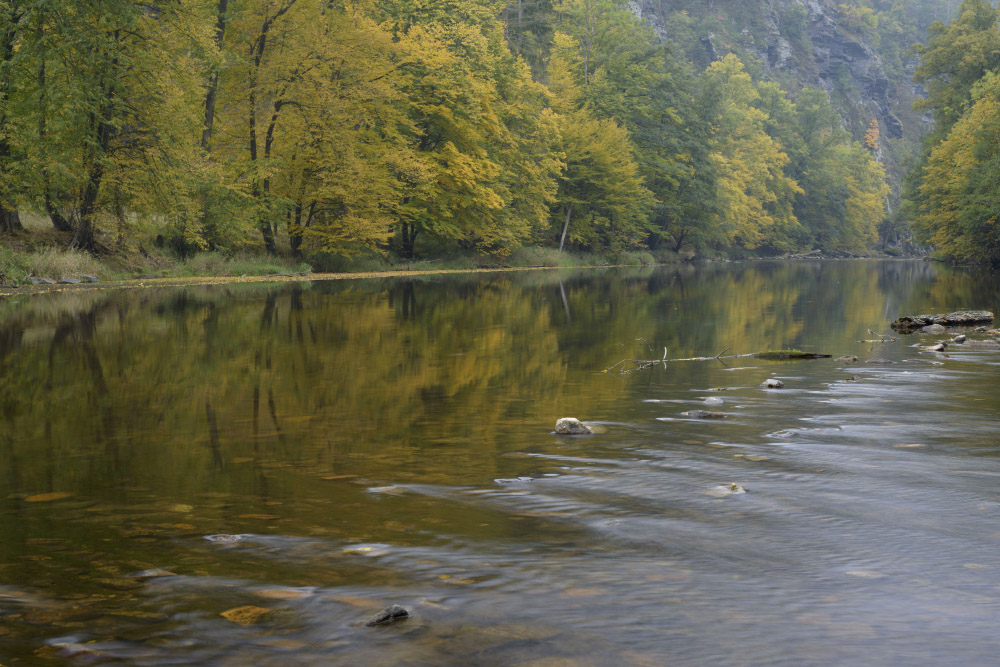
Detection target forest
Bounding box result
[0,0,997,272]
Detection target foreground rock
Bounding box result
[761,379,784,389]
[365,605,409,627]
[891,310,993,333]
[555,417,593,435]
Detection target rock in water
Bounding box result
[923,324,946,334]
[365,605,409,627]
[554,418,593,435]
[761,379,784,389]
[837,355,859,363]
[866,358,893,365]
[681,410,726,419]
[953,335,967,344]
[58,277,81,285]
[891,310,993,333]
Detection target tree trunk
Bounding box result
[0,208,21,233]
[400,222,418,259]
[202,0,229,151]
[71,174,102,252]
[0,8,22,234]
[672,228,688,253]
[559,205,572,252]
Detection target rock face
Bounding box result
[554,418,593,435]
[891,311,994,333]
[636,0,912,144]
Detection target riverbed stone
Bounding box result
[80,275,100,283]
[365,604,409,627]
[761,379,784,389]
[681,410,726,419]
[554,418,593,435]
[220,605,273,625]
[952,335,967,344]
[866,358,893,365]
[58,277,81,284]
[837,355,859,363]
[922,324,946,334]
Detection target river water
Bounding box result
[1,260,999,665]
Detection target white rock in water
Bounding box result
[554,418,593,435]
[761,379,784,389]
[703,397,724,406]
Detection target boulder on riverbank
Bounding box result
[891,310,993,333]
[555,418,593,435]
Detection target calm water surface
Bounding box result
[1,260,999,665]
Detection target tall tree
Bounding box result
[0,2,24,233]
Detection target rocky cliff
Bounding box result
[636,0,928,181]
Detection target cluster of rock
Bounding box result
[891,311,994,333]
[27,275,100,285]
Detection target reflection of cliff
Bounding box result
[0,262,972,501]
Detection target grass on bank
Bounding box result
[0,212,676,287]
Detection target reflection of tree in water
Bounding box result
[0,261,982,504]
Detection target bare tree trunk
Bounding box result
[559,205,572,252]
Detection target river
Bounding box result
[1,260,999,665]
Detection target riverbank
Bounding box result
[0,216,675,291]
[0,215,919,294]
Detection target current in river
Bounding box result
[1,260,999,665]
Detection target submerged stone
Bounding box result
[365,604,409,627]
[837,355,859,363]
[681,410,726,419]
[866,358,893,365]
[554,417,593,435]
[220,605,273,625]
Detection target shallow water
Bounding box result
[1,260,999,665]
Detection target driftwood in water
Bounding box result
[669,349,830,362]
[604,348,830,374]
[891,310,994,333]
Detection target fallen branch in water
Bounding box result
[603,347,831,374]
[603,347,669,375]
[857,329,896,344]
